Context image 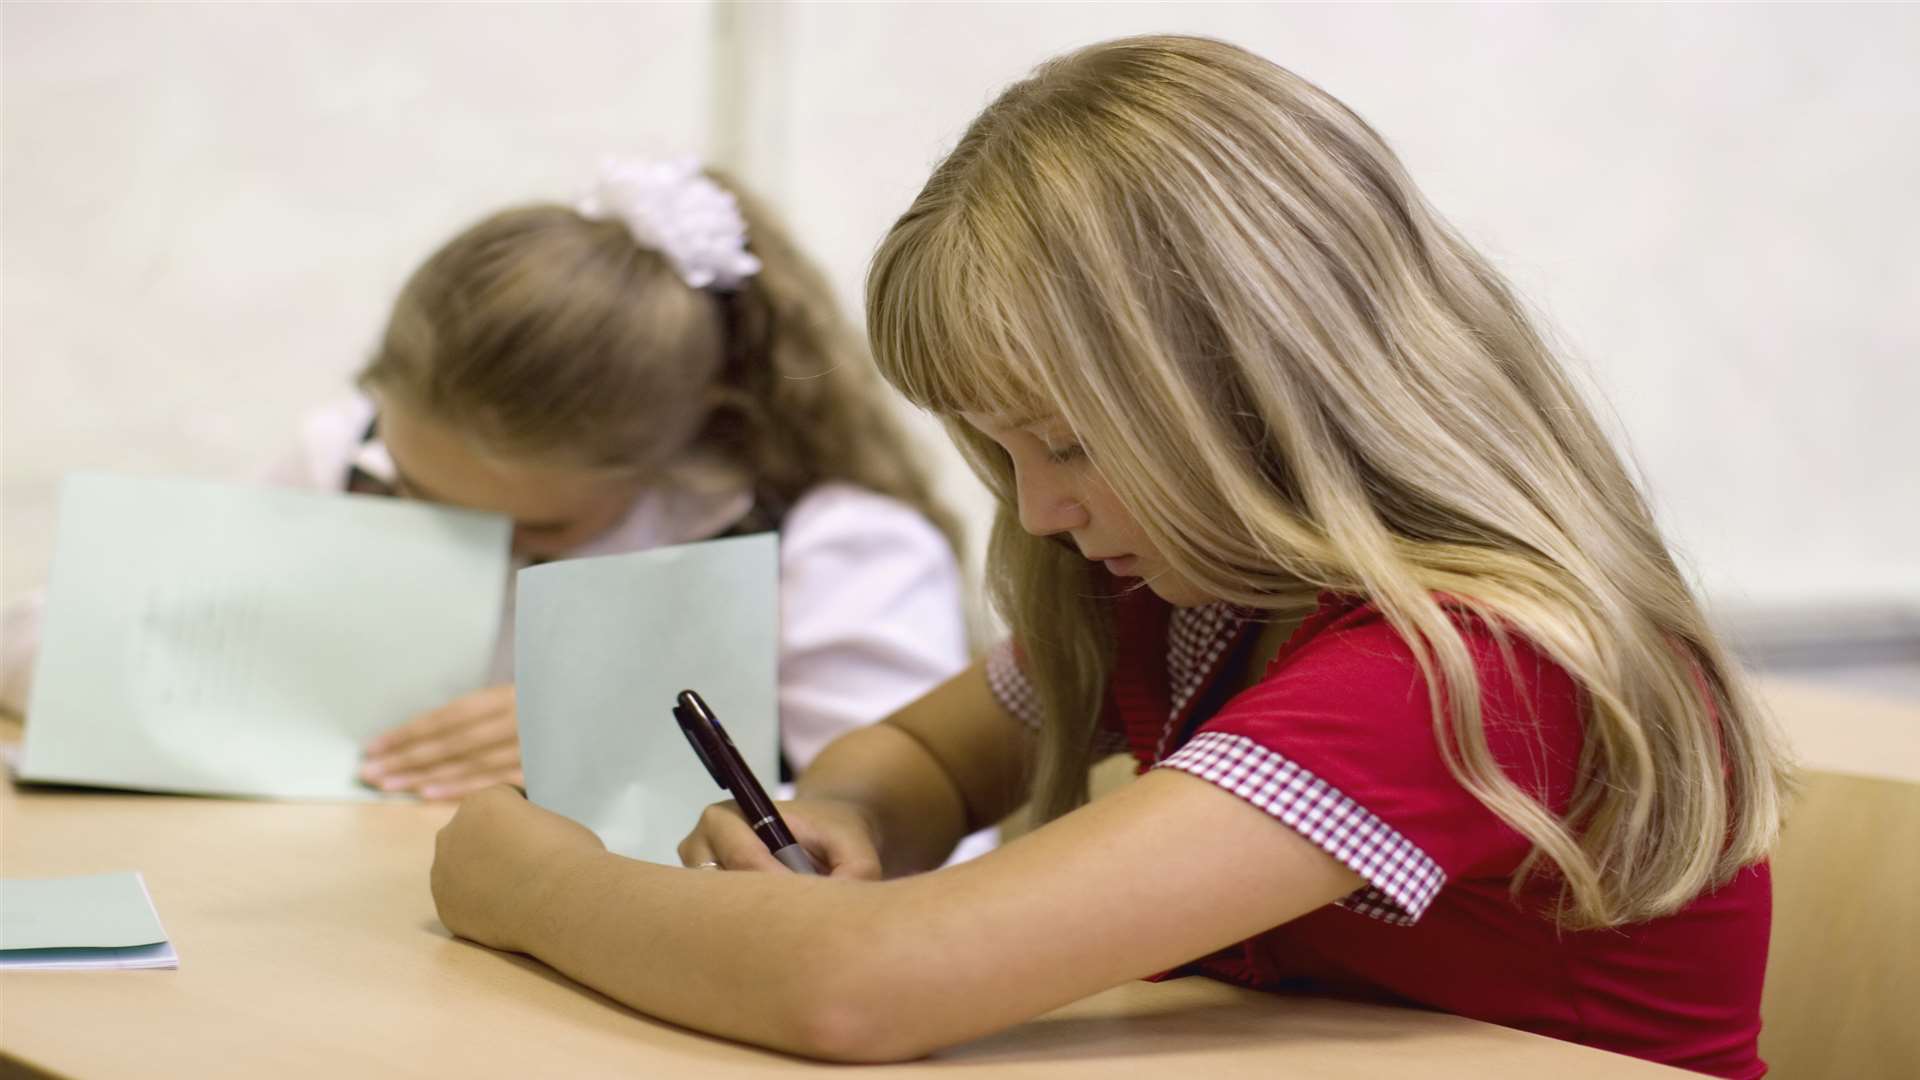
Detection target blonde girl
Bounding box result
[2,160,970,802]
[430,38,1791,1077]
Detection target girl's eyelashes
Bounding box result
[1025,424,1086,465]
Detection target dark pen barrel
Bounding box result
[674,688,816,872]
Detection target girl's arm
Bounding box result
[792,657,1034,875]
[432,764,1360,1063]
[683,658,1032,878]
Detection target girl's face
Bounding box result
[963,412,1214,607]
[378,397,648,560]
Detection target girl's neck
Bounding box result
[1231,612,1310,696]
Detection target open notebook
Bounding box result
[19,474,509,800]
[516,533,779,865]
[0,871,177,970]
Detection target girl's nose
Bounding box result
[1015,465,1089,537]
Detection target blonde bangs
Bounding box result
[867,195,1065,428]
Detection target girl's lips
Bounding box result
[1102,556,1138,575]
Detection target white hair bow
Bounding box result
[576,157,763,291]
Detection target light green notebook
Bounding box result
[516,534,779,865]
[0,871,178,970]
[20,473,510,800]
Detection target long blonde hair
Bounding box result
[868,35,1792,928]
[361,169,960,551]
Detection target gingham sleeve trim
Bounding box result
[985,640,1041,730]
[1157,731,1445,925]
[985,640,1126,756]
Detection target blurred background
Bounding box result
[4,2,1916,697]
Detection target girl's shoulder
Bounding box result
[1221,593,1588,807]
[1156,595,1589,921]
[1255,593,1580,718]
[776,484,969,658]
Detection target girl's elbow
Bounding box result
[777,927,940,1063]
[786,995,922,1064]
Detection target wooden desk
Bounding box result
[0,781,1680,1078]
[1752,678,1920,1078]
[1759,677,1920,784]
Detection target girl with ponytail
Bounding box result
[350,160,967,798]
[0,159,969,802]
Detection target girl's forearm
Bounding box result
[795,722,971,875]
[513,849,892,1059]
[508,835,1104,1064]
[797,662,1034,876]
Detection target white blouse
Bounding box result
[2,395,972,775]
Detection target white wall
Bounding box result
[5,2,1916,623]
[750,2,1920,619]
[2,2,714,597]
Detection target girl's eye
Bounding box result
[1042,443,1085,465]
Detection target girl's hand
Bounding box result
[431,784,605,953]
[677,798,884,880]
[360,684,520,800]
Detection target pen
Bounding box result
[672,689,821,875]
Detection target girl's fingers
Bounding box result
[418,766,524,802]
[677,801,875,874]
[790,807,884,879]
[363,714,516,780]
[373,741,521,794]
[684,803,785,873]
[366,685,516,755]
[812,831,883,880]
[676,835,716,868]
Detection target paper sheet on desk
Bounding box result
[19,473,509,800]
[0,871,178,970]
[516,535,778,865]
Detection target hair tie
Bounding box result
[576,157,763,291]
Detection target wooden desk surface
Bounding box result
[1759,677,1920,784]
[0,780,1680,1078]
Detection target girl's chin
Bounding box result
[1140,571,1215,608]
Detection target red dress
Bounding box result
[988,587,1770,1078]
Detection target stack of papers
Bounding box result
[19,474,510,800]
[0,871,177,970]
